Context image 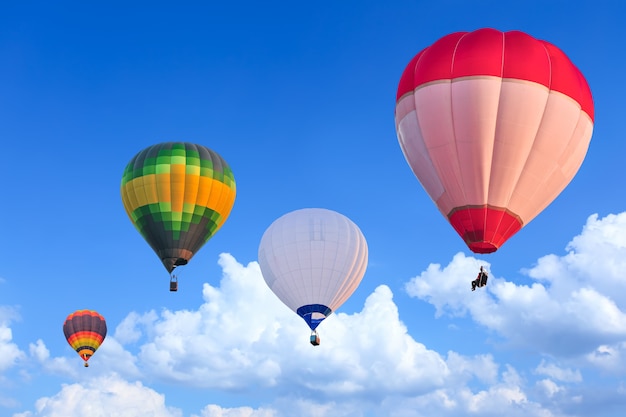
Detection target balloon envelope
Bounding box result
[395,28,594,253]
[63,310,107,366]
[121,142,236,273]
[258,208,368,331]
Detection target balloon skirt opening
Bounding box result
[468,241,498,254]
[448,206,523,254]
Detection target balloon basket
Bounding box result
[310,331,320,346]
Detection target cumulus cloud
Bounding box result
[17,225,626,417]
[405,213,626,360]
[527,213,626,302]
[28,340,76,377]
[112,254,450,400]
[584,342,626,373]
[368,365,565,417]
[191,404,275,417]
[534,361,582,383]
[0,307,25,373]
[114,311,158,345]
[536,378,563,399]
[26,334,140,380]
[13,374,182,417]
[79,253,565,417]
[95,336,142,378]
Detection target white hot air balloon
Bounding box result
[258,208,368,346]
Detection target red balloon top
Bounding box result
[396,28,594,122]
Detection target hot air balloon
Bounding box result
[258,208,368,346]
[121,142,236,291]
[395,28,594,253]
[63,310,107,367]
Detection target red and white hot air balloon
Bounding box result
[395,28,594,253]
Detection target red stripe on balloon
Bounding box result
[67,331,105,345]
[396,28,593,121]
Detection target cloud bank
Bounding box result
[10,212,626,416]
[407,213,626,361]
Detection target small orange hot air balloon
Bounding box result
[63,310,107,367]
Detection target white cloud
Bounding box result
[584,342,626,372]
[526,213,626,307]
[534,361,582,383]
[192,404,276,417]
[17,229,626,417]
[13,374,182,417]
[445,351,499,385]
[91,253,566,416]
[96,336,142,378]
[0,308,25,372]
[371,365,561,417]
[27,335,140,380]
[536,379,563,398]
[405,213,626,360]
[111,254,451,399]
[114,311,158,345]
[28,340,76,377]
[120,255,289,389]
[13,366,569,417]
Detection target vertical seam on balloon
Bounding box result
[485,31,507,246]
[529,102,586,222]
[261,218,274,296]
[296,214,306,309]
[450,34,466,202]
[340,226,366,309]
[162,143,175,271]
[334,218,366,309]
[152,143,167,269]
[188,143,202,260]
[506,41,554,230]
[210,150,227,246]
[297,214,310,309]
[193,146,215,266]
[198,147,214,254]
[203,157,217,258]
[315,214,325,309]
[316,215,326,309]
[128,150,144,238]
[331,215,346,309]
[176,143,186,255]
[328,216,353,309]
[177,143,191,261]
[341,218,361,308]
[275,215,291,308]
[284,214,301,309]
[449,32,475,243]
[289,215,303,311]
[135,148,152,247]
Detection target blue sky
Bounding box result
[1,1,626,416]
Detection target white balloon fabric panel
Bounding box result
[258,208,368,330]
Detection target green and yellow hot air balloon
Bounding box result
[120,142,236,290]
